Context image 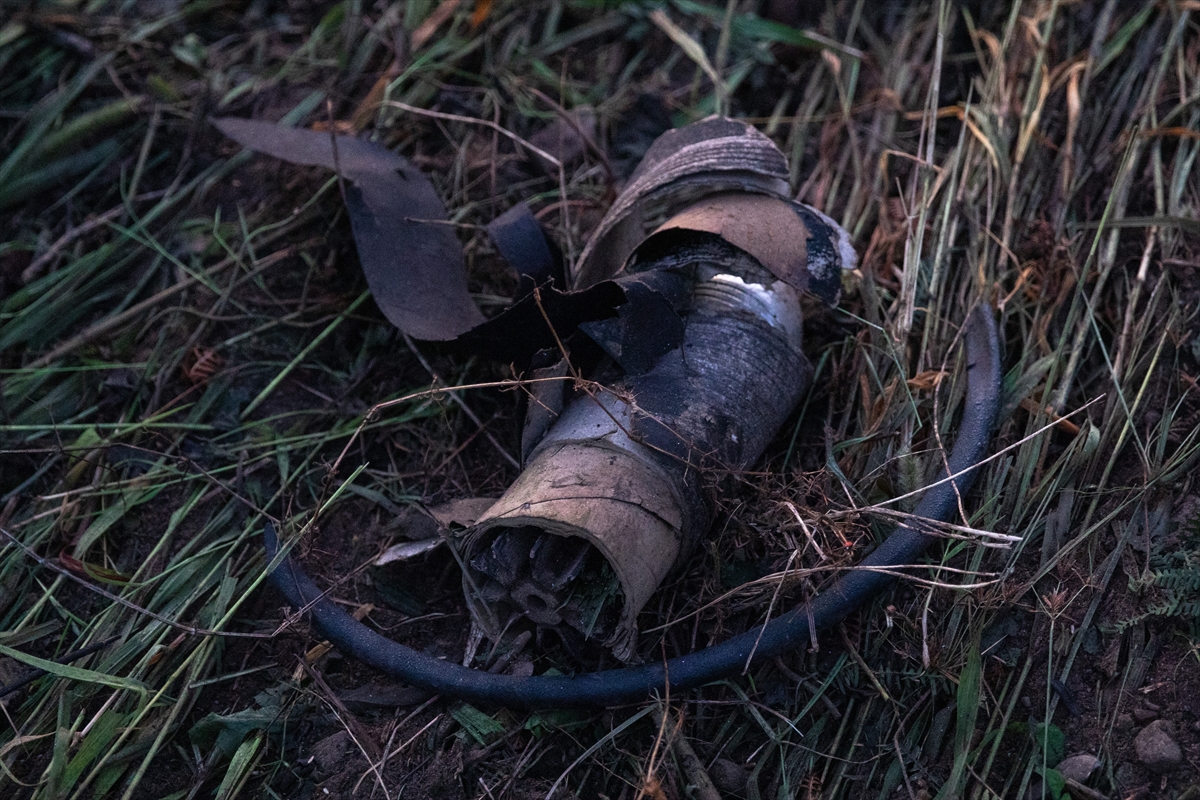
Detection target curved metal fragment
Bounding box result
[642,192,814,291]
[572,117,792,289]
[213,117,485,340]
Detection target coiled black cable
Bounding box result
[265,307,1001,708]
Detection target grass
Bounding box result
[1,0,1198,798]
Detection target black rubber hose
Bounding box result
[265,306,1001,707]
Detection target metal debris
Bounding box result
[464,116,857,659]
[221,114,857,663]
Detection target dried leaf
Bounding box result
[338,683,430,711]
[906,369,947,392]
[58,551,129,584]
[649,10,721,91]
[469,0,493,31]
[411,0,462,50]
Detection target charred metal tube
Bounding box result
[464,234,813,660]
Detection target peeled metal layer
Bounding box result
[573,118,857,305]
[647,193,812,290]
[572,117,791,290]
[640,194,858,306]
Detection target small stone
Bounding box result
[1116,713,1134,731]
[310,730,351,775]
[1132,706,1158,723]
[1056,754,1100,784]
[1134,719,1183,773]
[709,758,749,793]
